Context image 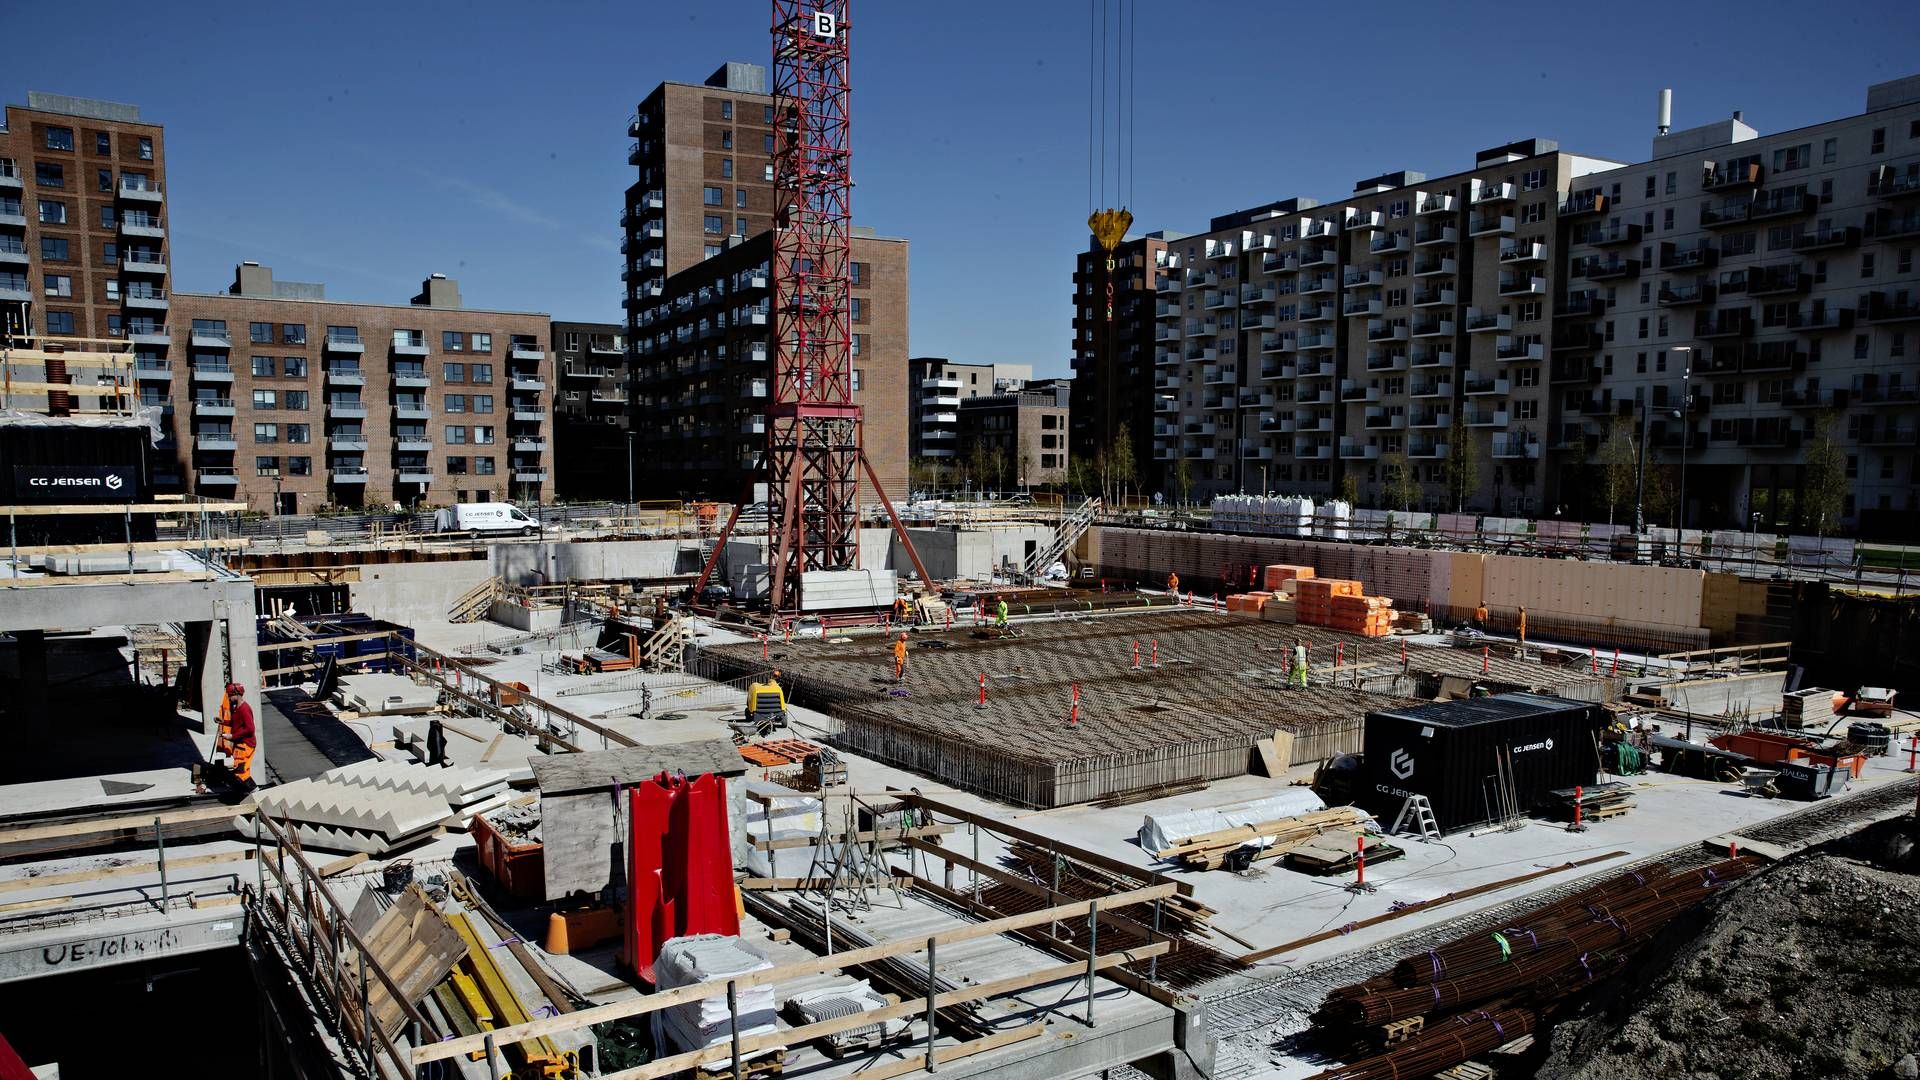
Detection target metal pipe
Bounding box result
[1148,899,1162,984]
[924,936,938,1072]
[483,1032,499,1080]
[154,816,169,909]
[728,979,743,1080]
[1085,898,1099,1026]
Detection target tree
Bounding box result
[1068,454,1095,499]
[1338,472,1360,508]
[1444,414,1478,512]
[965,438,991,497]
[1019,449,1034,491]
[1379,450,1418,513]
[1801,409,1846,538]
[1108,423,1138,506]
[1172,455,1193,508]
[1597,416,1638,526]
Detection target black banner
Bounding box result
[11,465,139,503]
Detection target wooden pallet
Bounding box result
[738,739,824,767]
[1380,1015,1424,1046]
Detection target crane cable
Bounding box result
[1087,0,1136,216]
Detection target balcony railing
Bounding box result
[1702,161,1762,190]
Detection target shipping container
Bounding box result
[0,414,157,545]
[1360,693,1604,834]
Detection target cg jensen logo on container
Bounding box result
[1513,738,1556,754]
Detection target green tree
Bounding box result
[1172,455,1193,508]
[1801,409,1846,537]
[1597,416,1638,526]
[1379,450,1418,513]
[1338,472,1360,508]
[1109,423,1138,505]
[1444,414,1478,512]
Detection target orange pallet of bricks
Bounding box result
[1331,593,1395,637]
[1263,564,1316,590]
[1295,578,1361,626]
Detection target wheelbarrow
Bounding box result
[1737,767,1781,798]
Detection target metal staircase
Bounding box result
[1023,498,1101,580]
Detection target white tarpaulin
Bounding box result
[1139,788,1330,855]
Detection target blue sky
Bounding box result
[10,1,1919,378]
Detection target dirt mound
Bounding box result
[1536,846,1920,1080]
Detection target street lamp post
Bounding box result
[1677,351,1693,534]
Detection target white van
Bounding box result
[434,502,540,537]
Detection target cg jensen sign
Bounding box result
[12,465,137,503]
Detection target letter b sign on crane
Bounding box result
[810,11,836,38]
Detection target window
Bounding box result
[1665,171,1677,195]
[1636,352,1648,374]
[1814,259,1828,284]
[252,356,275,376]
[1644,176,1656,198]
[95,132,110,154]
[763,133,775,153]
[721,131,732,149]
[97,168,111,192]
[473,426,494,444]
[138,137,153,161]
[281,324,306,345]
[106,314,121,336]
[763,164,774,181]
[443,362,466,382]
[255,457,278,477]
[703,185,723,206]
[763,104,775,123]
[1521,168,1545,191]
[34,162,62,187]
[736,216,747,236]
[472,395,493,414]
[1515,367,1539,388]
[443,331,464,351]
[1637,317,1649,340]
[446,456,468,475]
[470,363,492,384]
[37,199,65,224]
[104,279,120,301]
[284,357,307,377]
[253,423,279,443]
[1657,315,1669,337]
[1771,144,1811,172]
[850,333,863,356]
[1862,253,1876,280]
[252,389,278,409]
[1518,301,1541,322]
[468,332,491,353]
[99,205,115,228]
[1854,334,1870,360]
[720,100,732,120]
[850,262,863,285]
[475,457,496,475]
[448,425,467,444]
[1662,208,1675,232]
[286,423,310,443]
[1519,202,1545,224]
[851,368,863,391]
[1892,332,1907,358]
[1871,128,1885,154]
[445,394,466,413]
[1901,249,1914,275]
[44,126,73,151]
[46,312,73,334]
[285,391,308,410]
[704,214,724,234]
[850,298,864,322]
[704,244,722,260]
[42,274,71,297]
[1515,401,1538,420]
[288,456,312,476]
[1639,282,1651,304]
[39,237,67,261]
[250,321,274,344]
[720,158,733,178]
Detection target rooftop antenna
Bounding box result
[1658,88,1673,136]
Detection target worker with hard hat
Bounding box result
[1289,641,1309,690]
[995,597,1010,630]
[1473,599,1489,631]
[215,683,257,791]
[892,633,909,683]
[1516,605,1528,652]
[893,594,912,626]
[1167,571,1180,596]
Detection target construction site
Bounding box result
[6,4,1920,1080]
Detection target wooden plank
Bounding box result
[2,570,222,587]
[257,629,404,653]
[3,538,249,557]
[890,791,1193,898]
[751,824,952,853]
[319,852,370,878]
[479,733,506,763]
[0,380,135,394]
[0,849,248,895]
[259,651,397,678]
[411,881,1178,1066]
[0,802,254,848]
[0,501,248,517]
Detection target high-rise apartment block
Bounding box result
[1071,233,1171,485]
[906,357,1034,461]
[550,318,628,500]
[621,64,910,502]
[1088,75,1920,532]
[160,265,552,512]
[0,93,168,345]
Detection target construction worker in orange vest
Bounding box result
[215,683,257,791]
[893,594,913,626]
[1167,571,1180,595]
[1516,606,1529,652]
[892,633,909,683]
[1473,599,1489,631]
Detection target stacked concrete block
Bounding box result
[318,761,510,812]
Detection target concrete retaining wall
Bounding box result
[351,559,494,626]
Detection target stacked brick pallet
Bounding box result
[1295,576,1395,637]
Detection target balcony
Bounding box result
[1860,422,1920,447]
[1576,256,1640,281]
[196,468,238,485]
[396,433,433,451]
[1555,294,1603,318]
[1470,179,1515,205]
[1868,165,1920,200]
[1415,224,1458,247]
[1185,269,1219,289]
[1583,221,1642,247]
[1417,191,1456,215]
[192,398,235,417]
[325,364,365,386]
[1864,293,1920,323]
[1703,161,1762,190]
[328,398,368,419]
[331,467,370,483]
[1259,414,1295,434]
[1299,247,1338,268]
[1497,273,1545,296]
[1345,210,1384,232]
[1747,264,1809,297]
[195,432,238,451]
[1302,303,1337,323]
[1464,408,1509,427]
[1749,188,1814,222]
[1660,243,1717,271]
[115,176,163,203]
[1550,358,1600,384]
[1368,233,1410,255]
[1294,410,1333,430]
[1297,332,1336,352]
[0,240,24,266]
[329,433,368,451]
[1241,441,1276,461]
[1409,409,1450,430]
[1700,199,1752,229]
[391,334,428,356]
[119,213,165,238]
[1467,214,1515,237]
[1344,297,1384,318]
[1241,283,1277,305]
[1155,324,1179,343]
[511,406,544,422]
[1245,312,1278,330]
[1300,275,1336,295]
[394,467,434,485]
[1367,320,1409,343]
[1407,436,1448,459]
[1204,238,1235,260]
[1339,380,1380,403]
[1463,374,1509,396]
[1491,434,1542,459]
[1344,268,1384,291]
[1298,386,1335,407]
[1744,342,1808,372]
[1559,191,1607,217]
[1261,251,1299,275]
[1694,309,1754,339]
[1793,225,1861,251]
[190,362,233,382]
[1183,421,1218,437]
[1658,282,1716,307]
[1338,440,1380,461]
[0,162,18,191]
[1203,289,1233,310]
[134,360,172,380]
[121,250,167,275]
[122,288,168,311]
[512,374,546,392]
[1781,388,1849,410]
[1857,385,1920,407]
[590,390,628,405]
[1202,364,1238,385]
[190,327,231,349]
[1261,332,1297,355]
[1867,212,1920,241]
[1363,406,1404,430]
[1410,379,1453,399]
[1411,318,1455,338]
[391,399,429,420]
[1293,440,1332,460]
[1414,287,1456,309]
[1365,350,1407,372]
[1155,274,1180,294]
[127,324,171,348]
[1239,389,1276,409]
[1413,256,1457,278]
[1411,347,1453,369]
[1465,309,1511,334]
[1153,396,1177,414]
[1184,446,1219,462]
[1495,337,1543,362]
[390,364,429,388]
[1499,240,1546,265]
[1552,324,1603,352]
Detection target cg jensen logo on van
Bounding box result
[1513,738,1555,754]
[1389,748,1415,779]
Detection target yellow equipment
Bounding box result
[746,679,787,719]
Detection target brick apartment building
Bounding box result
[1106,73,1920,531]
[162,265,552,513]
[550,318,628,500]
[621,63,910,503]
[0,92,168,347]
[1070,232,1171,487]
[954,378,1072,488]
